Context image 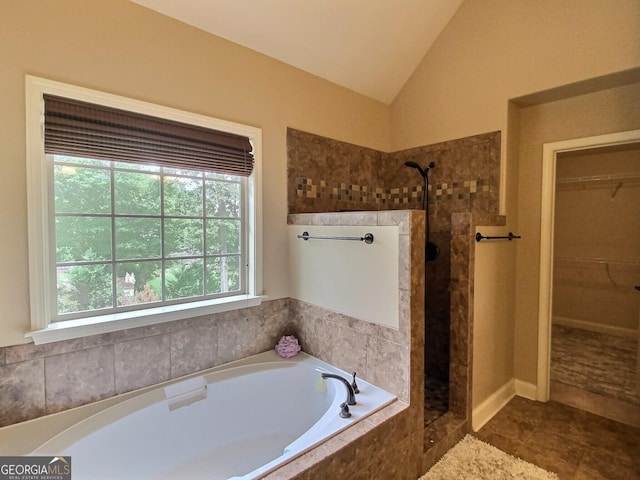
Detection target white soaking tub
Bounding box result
[32,350,396,480]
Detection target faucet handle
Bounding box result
[351,372,360,394]
[339,402,352,418]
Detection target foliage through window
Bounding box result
[26,76,261,342]
[53,155,245,320]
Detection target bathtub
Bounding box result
[31,350,396,480]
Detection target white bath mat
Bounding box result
[420,435,559,480]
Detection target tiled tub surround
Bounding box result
[1,210,429,480]
[0,299,291,428]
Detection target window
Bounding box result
[53,157,244,315]
[26,76,262,344]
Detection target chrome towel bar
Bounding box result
[297,231,374,244]
[475,231,521,242]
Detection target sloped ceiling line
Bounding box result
[131,0,464,104]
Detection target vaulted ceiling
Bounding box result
[131,0,464,104]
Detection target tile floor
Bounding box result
[424,376,448,426]
[551,325,638,405]
[474,396,640,480]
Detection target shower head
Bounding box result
[404,161,435,179]
[404,161,427,179]
[405,160,439,260]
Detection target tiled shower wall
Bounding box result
[287,128,500,218]
[287,128,387,213]
[287,128,501,382]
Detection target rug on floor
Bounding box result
[420,435,559,480]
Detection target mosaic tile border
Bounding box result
[434,179,490,199]
[296,177,490,204]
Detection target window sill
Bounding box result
[27,295,265,345]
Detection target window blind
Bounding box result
[43,95,254,176]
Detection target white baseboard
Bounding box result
[515,379,537,400]
[472,379,516,432]
[472,379,539,431]
[553,316,637,338]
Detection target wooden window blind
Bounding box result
[43,95,254,176]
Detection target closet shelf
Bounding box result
[553,278,638,291]
[554,256,640,290]
[556,171,640,186]
[554,256,640,267]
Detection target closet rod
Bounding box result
[475,231,521,242]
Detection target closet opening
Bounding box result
[538,131,640,427]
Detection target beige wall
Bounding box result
[390,0,640,406]
[0,0,390,347]
[514,82,640,383]
[391,0,640,155]
[472,225,517,407]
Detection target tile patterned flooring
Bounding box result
[551,325,638,405]
[474,396,640,480]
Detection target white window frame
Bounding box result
[25,76,263,344]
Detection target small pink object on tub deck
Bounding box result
[275,335,301,358]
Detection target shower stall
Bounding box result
[399,133,502,427]
[404,159,450,425]
[286,127,503,430]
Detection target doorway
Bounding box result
[537,129,640,426]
